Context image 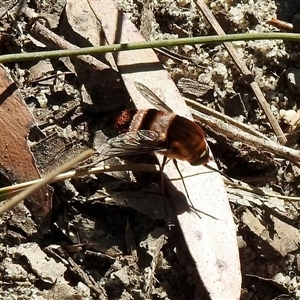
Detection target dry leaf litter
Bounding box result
[0,0,300,299]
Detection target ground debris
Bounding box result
[1,0,300,299]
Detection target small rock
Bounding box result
[274,272,285,284]
[111,266,130,286]
[177,0,191,7]
[289,276,300,290]
[237,235,247,249]
[16,242,67,284]
[279,109,297,124]
[286,67,300,94]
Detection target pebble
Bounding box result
[286,67,300,94]
[273,272,285,284]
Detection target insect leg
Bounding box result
[204,163,234,183]
[172,159,192,206]
[159,156,176,227]
[172,159,218,220]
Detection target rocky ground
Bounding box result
[0,0,300,299]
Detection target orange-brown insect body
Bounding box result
[105,82,209,166]
[129,108,209,165]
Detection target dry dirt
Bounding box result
[0,0,300,299]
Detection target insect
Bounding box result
[100,82,209,166]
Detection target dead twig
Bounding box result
[195,0,287,145]
[154,47,206,68]
[268,18,294,32]
[23,8,111,73]
[190,108,300,165]
[185,97,273,142]
[224,177,300,202]
[0,149,95,216]
[0,163,160,201]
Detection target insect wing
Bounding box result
[134,82,173,113]
[99,130,168,158]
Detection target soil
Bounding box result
[0,0,300,299]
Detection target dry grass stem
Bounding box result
[224,178,300,202]
[0,149,95,215]
[0,163,160,201]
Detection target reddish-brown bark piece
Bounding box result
[0,65,52,227]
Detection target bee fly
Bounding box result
[100,82,210,166]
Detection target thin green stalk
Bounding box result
[0,32,299,63]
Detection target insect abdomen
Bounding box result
[129,109,175,134]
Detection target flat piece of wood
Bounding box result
[88,1,241,298]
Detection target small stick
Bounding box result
[0,149,94,215]
[224,177,300,202]
[268,18,293,32]
[23,8,111,73]
[195,0,287,145]
[185,97,273,142]
[191,108,300,165]
[0,163,160,201]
